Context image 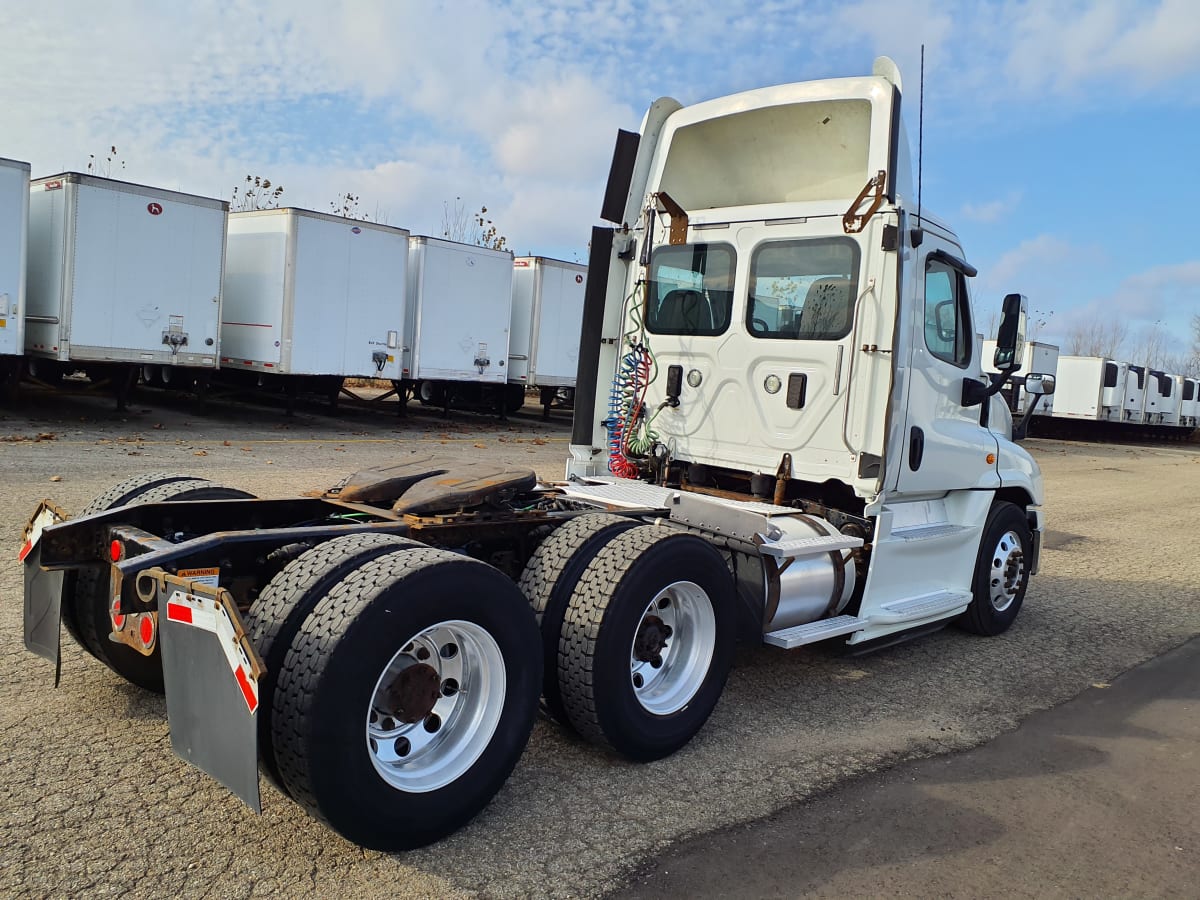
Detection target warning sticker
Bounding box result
[178,567,219,588]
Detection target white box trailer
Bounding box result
[0,158,29,373]
[404,237,513,402]
[509,256,587,389]
[220,209,409,381]
[983,339,1058,415]
[25,173,225,374]
[1049,356,1127,422]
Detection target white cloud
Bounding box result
[960,191,1023,224]
[0,0,1196,261]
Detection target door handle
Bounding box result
[908,427,924,471]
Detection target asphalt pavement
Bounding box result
[618,634,1200,898]
[0,386,1198,898]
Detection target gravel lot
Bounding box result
[1,386,1198,899]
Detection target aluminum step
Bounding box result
[871,590,971,624]
[758,534,863,559]
[889,523,972,542]
[763,615,866,649]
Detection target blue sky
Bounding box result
[2,0,1197,363]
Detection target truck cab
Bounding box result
[569,57,1047,646]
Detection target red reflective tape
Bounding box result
[166,602,193,624]
[235,665,258,714]
[17,539,32,562]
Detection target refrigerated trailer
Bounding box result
[983,339,1058,417]
[1048,356,1127,422]
[0,158,29,391]
[1123,364,1148,423]
[404,236,514,411]
[1143,369,1176,425]
[509,256,587,416]
[216,209,409,397]
[1180,377,1199,429]
[24,173,226,403]
[19,58,1052,853]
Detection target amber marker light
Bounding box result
[986,453,997,464]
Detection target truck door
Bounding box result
[894,239,998,495]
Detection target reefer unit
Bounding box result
[1123,364,1148,423]
[0,158,29,360]
[25,173,225,367]
[1143,369,1177,425]
[508,257,587,389]
[1180,377,1199,428]
[1050,356,1127,422]
[220,209,409,378]
[404,237,513,384]
[983,339,1059,416]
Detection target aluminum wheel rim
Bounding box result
[366,619,506,793]
[988,530,1026,612]
[629,580,716,716]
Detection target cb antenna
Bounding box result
[916,44,925,230]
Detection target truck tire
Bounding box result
[272,547,541,850]
[558,526,735,761]
[958,501,1032,636]
[62,473,199,659]
[245,532,424,796]
[517,513,639,725]
[71,477,255,692]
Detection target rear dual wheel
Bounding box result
[268,547,541,850]
[526,522,735,761]
[65,474,255,692]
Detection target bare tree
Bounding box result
[1064,318,1128,359]
[231,175,284,211]
[1128,322,1169,369]
[441,197,507,251]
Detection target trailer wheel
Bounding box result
[245,532,423,796]
[558,526,735,761]
[70,477,255,692]
[517,513,639,724]
[272,548,541,850]
[504,383,526,414]
[958,501,1032,636]
[417,381,445,406]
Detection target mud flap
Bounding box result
[22,543,64,679]
[21,503,67,684]
[153,572,265,813]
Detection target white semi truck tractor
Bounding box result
[18,58,1051,850]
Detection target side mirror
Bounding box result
[1024,373,1055,396]
[992,293,1027,371]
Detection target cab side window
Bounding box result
[924,258,972,368]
